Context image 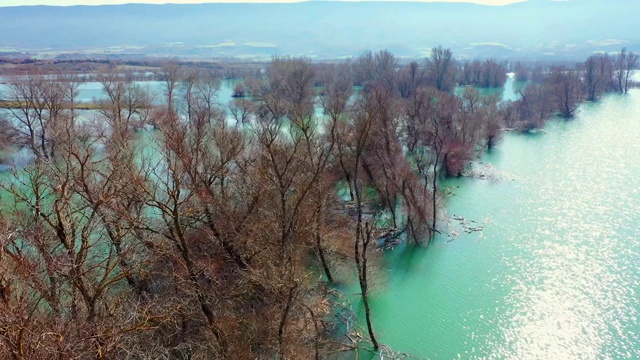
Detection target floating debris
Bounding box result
[376,227,406,251]
[446,214,491,241]
[462,161,517,182]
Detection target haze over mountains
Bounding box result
[0,0,638,60]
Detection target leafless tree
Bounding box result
[353,50,398,93]
[348,93,380,350]
[459,59,507,88]
[0,100,160,359]
[426,46,457,92]
[583,54,612,101]
[615,48,639,94]
[548,67,584,118]
[1,74,70,161]
[397,61,425,99]
[160,61,181,112]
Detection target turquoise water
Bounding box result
[0,79,237,105]
[359,91,640,359]
[454,73,525,102]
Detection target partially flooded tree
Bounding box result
[459,59,507,88]
[353,50,398,93]
[0,118,11,156]
[1,50,563,359]
[250,57,334,357]
[481,95,505,150]
[0,95,160,359]
[614,48,635,94]
[1,74,69,161]
[228,97,253,125]
[232,82,246,98]
[514,61,530,82]
[97,68,151,134]
[404,86,442,242]
[397,61,425,99]
[514,83,554,130]
[359,85,404,229]
[160,61,181,111]
[318,61,355,280]
[321,62,356,202]
[426,46,457,92]
[347,93,380,350]
[583,54,611,101]
[548,67,584,118]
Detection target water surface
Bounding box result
[361,90,640,359]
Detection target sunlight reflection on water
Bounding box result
[366,90,640,359]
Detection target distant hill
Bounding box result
[0,0,638,60]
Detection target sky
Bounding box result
[1,0,526,6]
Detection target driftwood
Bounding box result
[462,161,517,182]
[376,226,407,251]
[446,214,490,242]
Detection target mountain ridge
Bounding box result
[0,1,637,60]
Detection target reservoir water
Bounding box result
[358,90,640,359]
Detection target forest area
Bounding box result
[0,46,637,359]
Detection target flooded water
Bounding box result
[3,76,640,359]
[357,90,640,359]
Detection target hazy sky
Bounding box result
[2,0,526,6]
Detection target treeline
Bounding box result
[0,57,265,79]
[0,46,637,359]
[503,48,638,130]
[459,59,507,88]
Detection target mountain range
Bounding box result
[0,0,638,60]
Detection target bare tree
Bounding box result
[548,67,584,118]
[405,87,457,238]
[1,74,69,161]
[349,94,380,350]
[397,61,425,99]
[0,102,159,359]
[97,69,151,134]
[459,59,507,88]
[614,48,639,94]
[426,46,457,92]
[514,83,554,130]
[583,54,612,101]
[353,50,398,93]
[160,61,181,112]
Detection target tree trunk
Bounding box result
[278,284,297,358]
[316,237,333,283]
[356,223,379,350]
[431,155,439,242]
[315,203,333,282]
